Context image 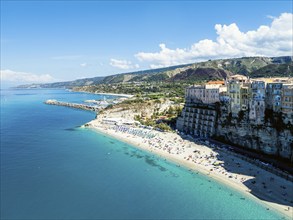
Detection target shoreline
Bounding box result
[69,89,134,98]
[84,120,293,219]
[94,92,134,98]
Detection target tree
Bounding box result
[156,123,172,131]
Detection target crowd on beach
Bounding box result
[112,124,187,155]
[114,125,157,139]
[94,123,252,185]
[88,121,293,215]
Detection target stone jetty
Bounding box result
[45,99,99,112]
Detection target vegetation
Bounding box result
[17,56,292,89]
[131,102,183,132]
[134,115,173,132]
[250,63,293,78]
[74,82,189,101]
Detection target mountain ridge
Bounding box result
[16,56,293,88]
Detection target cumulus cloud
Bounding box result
[135,12,293,68]
[1,69,56,83]
[110,58,139,70]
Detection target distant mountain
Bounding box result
[17,56,293,88]
[171,68,233,82]
[184,56,292,75]
[16,76,105,89]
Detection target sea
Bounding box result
[0,89,286,219]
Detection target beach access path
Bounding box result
[85,119,293,219]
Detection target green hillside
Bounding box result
[17,56,293,88]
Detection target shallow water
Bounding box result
[0,89,285,219]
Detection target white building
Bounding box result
[185,83,226,104]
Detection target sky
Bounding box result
[1,0,292,86]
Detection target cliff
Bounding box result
[214,105,293,161]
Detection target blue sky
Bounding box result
[1,0,292,86]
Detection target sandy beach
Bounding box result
[85,119,293,219]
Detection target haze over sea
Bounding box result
[0,89,284,219]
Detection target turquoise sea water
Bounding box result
[0,89,285,219]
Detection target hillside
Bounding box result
[16,76,105,89]
[17,56,293,88]
[250,63,293,78]
[171,67,233,82]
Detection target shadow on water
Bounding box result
[64,126,81,131]
[65,128,76,131]
[15,93,36,96]
[119,145,171,173]
[144,155,168,172]
[178,134,293,209]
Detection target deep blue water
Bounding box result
[0,89,285,219]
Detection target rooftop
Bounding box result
[229,74,248,80]
[206,80,225,85]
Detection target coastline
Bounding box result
[69,89,134,98]
[94,92,134,98]
[84,120,293,219]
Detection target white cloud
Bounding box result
[110,58,139,70]
[80,63,88,67]
[0,69,56,83]
[135,12,293,68]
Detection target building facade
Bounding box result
[176,103,217,138]
[249,81,266,124]
[226,75,250,115]
[177,82,223,138]
[281,84,293,123]
[266,83,283,112]
[185,84,226,104]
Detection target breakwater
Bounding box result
[45,99,99,112]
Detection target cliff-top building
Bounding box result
[185,82,226,104]
[281,83,293,123]
[176,76,293,161]
[226,75,250,115]
[266,83,283,112]
[249,80,266,124]
[176,82,226,138]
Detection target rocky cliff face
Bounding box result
[214,105,293,161]
[171,67,232,81]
